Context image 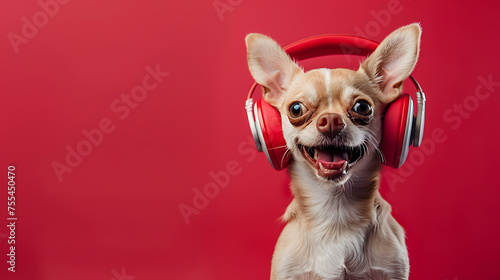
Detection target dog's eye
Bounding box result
[352,100,372,116]
[289,102,307,118]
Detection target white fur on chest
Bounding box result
[273,207,371,279]
[310,230,365,278]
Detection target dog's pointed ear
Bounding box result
[360,23,421,102]
[246,33,302,107]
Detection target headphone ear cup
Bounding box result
[381,94,414,168]
[254,99,290,170]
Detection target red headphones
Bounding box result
[245,34,426,170]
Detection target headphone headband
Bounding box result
[282,34,378,60]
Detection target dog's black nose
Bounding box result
[316,113,345,138]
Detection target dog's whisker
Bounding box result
[268,145,288,151]
[280,147,292,168]
[355,127,386,162]
[343,178,354,196]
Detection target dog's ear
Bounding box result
[360,23,421,102]
[246,33,302,107]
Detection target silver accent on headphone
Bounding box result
[399,96,414,168]
[409,76,426,147]
[245,98,263,152]
[253,102,274,167]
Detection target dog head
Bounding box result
[246,24,421,185]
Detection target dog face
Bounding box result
[246,24,421,185]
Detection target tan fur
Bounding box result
[246,24,421,280]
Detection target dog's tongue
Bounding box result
[316,147,349,164]
[315,148,348,178]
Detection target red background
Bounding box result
[1,0,499,279]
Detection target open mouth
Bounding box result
[298,143,365,179]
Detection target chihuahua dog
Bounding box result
[245,24,421,280]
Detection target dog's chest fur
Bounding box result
[280,218,370,279]
[271,163,408,280]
